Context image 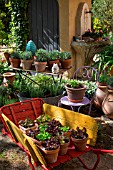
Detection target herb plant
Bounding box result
[41,136,60,150]
[36,114,51,124]
[36,132,51,141]
[59,135,70,144]
[10,51,20,59]
[93,45,113,74]
[60,51,71,60]
[107,76,113,87]
[66,79,84,88]
[48,50,60,61]
[98,73,109,83]
[20,51,32,60]
[35,49,48,62]
[71,127,88,139]
[60,126,70,132]
[18,118,34,128]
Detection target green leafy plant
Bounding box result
[0,62,10,74]
[20,51,32,60]
[59,134,70,144]
[59,51,71,60]
[36,114,51,124]
[35,49,48,62]
[36,132,51,141]
[93,45,113,74]
[18,117,34,128]
[26,75,66,98]
[10,51,20,59]
[0,84,19,107]
[13,76,29,93]
[60,126,70,132]
[82,80,97,99]
[8,0,29,51]
[92,0,113,33]
[98,73,109,83]
[38,123,48,132]
[107,76,113,87]
[48,50,60,61]
[66,79,84,88]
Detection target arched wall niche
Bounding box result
[76,2,91,37]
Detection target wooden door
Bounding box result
[28,0,59,51]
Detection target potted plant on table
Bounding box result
[47,50,60,70]
[34,49,48,72]
[59,51,72,69]
[65,79,86,103]
[9,51,21,68]
[20,51,33,70]
[71,126,88,151]
[4,49,14,65]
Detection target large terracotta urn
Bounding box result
[94,83,108,109]
[102,89,113,119]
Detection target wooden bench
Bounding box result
[0,98,113,170]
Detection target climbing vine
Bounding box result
[8,0,30,51]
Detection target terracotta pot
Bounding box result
[63,131,71,138]
[60,58,72,69]
[4,52,10,65]
[29,137,42,146]
[71,136,88,151]
[9,58,20,68]
[102,89,113,119]
[35,61,47,72]
[47,59,60,70]
[59,140,70,155]
[21,59,33,70]
[110,66,113,76]
[19,124,37,134]
[3,72,15,84]
[94,37,102,41]
[40,146,60,163]
[65,84,86,103]
[94,83,108,109]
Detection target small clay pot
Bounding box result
[71,136,88,151]
[3,72,16,84]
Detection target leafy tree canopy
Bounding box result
[92,0,113,33]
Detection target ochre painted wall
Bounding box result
[58,0,91,78]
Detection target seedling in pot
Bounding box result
[71,127,88,139]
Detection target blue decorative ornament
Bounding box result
[26,40,37,56]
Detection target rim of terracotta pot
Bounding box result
[3,72,16,77]
[65,84,86,91]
